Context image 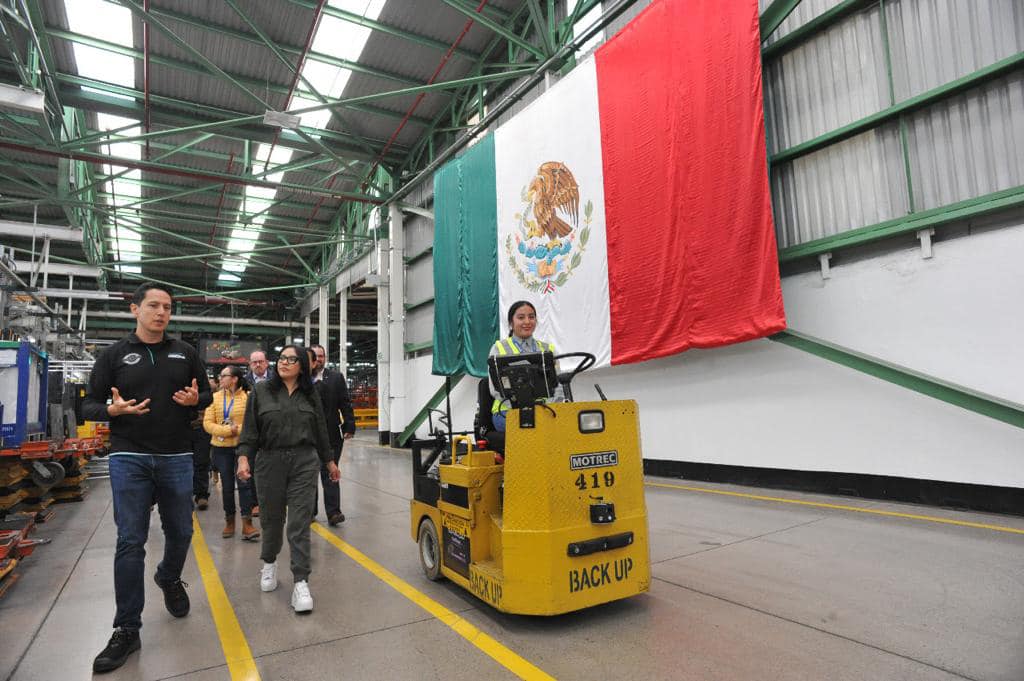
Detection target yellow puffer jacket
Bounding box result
[203,389,248,448]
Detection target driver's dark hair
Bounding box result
[131,281,174,305]
[267,344,314,395]
[506,300,536,337]
[220,364,250,392]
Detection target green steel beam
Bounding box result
[771,330,1024,430]
[770,52,1024,165]
[404,297,435,313]
[51,67,534,151]
[50,71,426,137]
[398,374,466,446]
[100,236,348,266]
[72,132,215,197]
[222,0,381,162]
[778,185,1024,264]
[128,3,422,87]
[0,136,381,203]
[442,0,546,60]
[759,0,804,41]
[762,0,873,61]
[285,0,481,61]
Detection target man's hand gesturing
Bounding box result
[172,378,200,407]
[107,387,151,417]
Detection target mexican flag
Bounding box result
[433,0,785,377]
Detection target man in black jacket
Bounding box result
[83,283,212,674]
[310,344,355,525]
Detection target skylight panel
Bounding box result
[64,0,133,44]
[302,61,350,101]
[65,0,135,91]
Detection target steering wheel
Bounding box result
[553,352,596,401]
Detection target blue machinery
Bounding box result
[0,342,48,448]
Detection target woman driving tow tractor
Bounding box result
[487,300,557,434]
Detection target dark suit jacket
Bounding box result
[315,368,356,447]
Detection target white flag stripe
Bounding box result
[494,59,612,367]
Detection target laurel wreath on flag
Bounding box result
[506,194,592,294]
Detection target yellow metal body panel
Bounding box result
[411,400,650,615]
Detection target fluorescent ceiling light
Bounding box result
[0,83,45,115]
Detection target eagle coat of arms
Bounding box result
[506,162,593,294]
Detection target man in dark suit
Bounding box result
[310,344,355,525]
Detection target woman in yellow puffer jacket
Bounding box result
[204,365,258,540]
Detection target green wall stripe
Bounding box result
[771,330,1024,429]
[398,373,465,446]
[778,185,1024,263]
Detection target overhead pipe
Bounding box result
[84,309,377,332]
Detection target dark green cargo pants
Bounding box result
[255,447,320,581]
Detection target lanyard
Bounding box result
[222,391,235,422]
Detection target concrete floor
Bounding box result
[1,432,1023,680]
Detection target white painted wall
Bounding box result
[402,220,1024,488]
[783,215,1024,405]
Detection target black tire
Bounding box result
[418,517,443,581]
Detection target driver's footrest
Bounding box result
[473,558,503,584]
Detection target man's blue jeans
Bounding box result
[109,453,194,631]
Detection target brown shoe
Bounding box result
[250,505,260,518]
[241,517,260,541]
[222,516,236,538]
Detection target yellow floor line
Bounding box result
[192,517,262,681]
[645,481,1024,535]
[311,523,555,681]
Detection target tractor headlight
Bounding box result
[578,410,604,433]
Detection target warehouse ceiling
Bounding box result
[0,0,613,320]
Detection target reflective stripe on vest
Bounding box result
[491,338,555,414]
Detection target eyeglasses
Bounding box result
[277,355,300,365]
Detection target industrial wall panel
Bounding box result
[771,123,909,249]
[764,5,887,153]
[885,0,1024,102]
[759,0,852,42]
[405,306,434,348]
[906,72,1024,212]
[404,260,434,307]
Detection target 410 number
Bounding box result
[575,471,615,491]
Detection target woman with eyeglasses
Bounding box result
[203,365,258,541]
[236,345,337,613]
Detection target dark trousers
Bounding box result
[109,453,194,631]
[211,446,254,517]
[255,448,319,581]
[313,442,343,517]
[250,452,259,507]
[191,429,211,500]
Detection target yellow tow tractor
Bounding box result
[409,351,650,615]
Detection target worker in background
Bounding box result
[244,349,274,518]
[236,345,337,613]
[189,376,217,510]
[83,282,212,674]
[309,344,355,526]
[204,365,257,541]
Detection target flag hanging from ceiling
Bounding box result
[433,0,785,376]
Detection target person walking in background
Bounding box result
[309,344,355,525]
[190,389,213,511]
[237,345,337,613]
[82,282,211,673]
[204,365,257,541]
[244,349,273,517]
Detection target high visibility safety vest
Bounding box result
[491,337,555,414]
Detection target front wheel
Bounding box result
[418,518,443,581]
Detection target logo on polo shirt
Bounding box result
[122,353,142,365]
[167,352,186,360]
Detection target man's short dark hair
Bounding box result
[132,282,174,306]
[311,344,325,353]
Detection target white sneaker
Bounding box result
[260,562,278,592]
[291,580,313,613]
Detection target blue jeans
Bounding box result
[109,453,194,631]
[211,446,253,517]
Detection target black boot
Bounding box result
[93,628,140,673]
[154,574,190,617]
